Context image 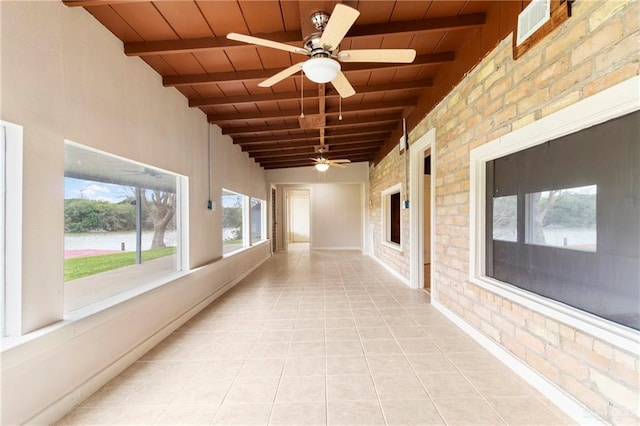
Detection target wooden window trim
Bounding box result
[513,0,572,60]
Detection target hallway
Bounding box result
[57,246,573,425]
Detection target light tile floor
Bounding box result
[56,244,575,425]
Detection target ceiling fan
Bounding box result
[311,147,350,172]
[227,4,416,98]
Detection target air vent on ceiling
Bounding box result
[516,0,551,46]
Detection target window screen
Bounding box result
[486,111,639,330]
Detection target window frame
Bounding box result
[0,121,23,337]
[381,183,403,251]
[469,76,640,352]
[222,189,248,256]
[63,141,188,314]
[250,197,267,245]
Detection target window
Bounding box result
[471,81,639,336]
[251,198,266,244]
[222,190,267,255]
[222,189,247,254]
[64,142,185,312]
[382,183,402,249]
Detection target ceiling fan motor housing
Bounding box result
[310,11,330,31]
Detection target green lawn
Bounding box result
[64,247,175,282]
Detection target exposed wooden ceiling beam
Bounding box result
[123,14,484,57]
[259,154,373,168]
[164,54,453,87]
[233,130,393,148]
[221,113,402,136]
[208,98,417,123]
[253,146,379,161]
[241,135,386,151]
[190,79,432,108]
[63,0,147,6]
[246,140,383,156]
[233,123,395,145]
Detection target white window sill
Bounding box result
[382,241,403,252]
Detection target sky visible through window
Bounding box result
[65,177,128,203]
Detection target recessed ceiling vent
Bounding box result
[516,0,551,46]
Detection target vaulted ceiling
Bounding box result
[63,0,497,169]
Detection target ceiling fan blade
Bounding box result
[331,71,356,98]
[338,49,417,63]
[331,159,351,163]
[227,33,307,55]
[259,62,304,87]
[330,163,348,168]
[320,4,360,50]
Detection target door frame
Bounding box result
[409,128,436,291]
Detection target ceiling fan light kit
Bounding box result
[226,3,417,169]
[303,57,341,83]
[314,162,330,172]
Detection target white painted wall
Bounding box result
[0,2,268,424]
[268,163,369,252]
[311,183,363,250]
[290,195,310,242]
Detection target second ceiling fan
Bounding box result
[227,4,416,98]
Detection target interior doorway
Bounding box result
[423,151,432,291]
[409,128,435,292]
[286,189,310,244]
[271,186,277,252]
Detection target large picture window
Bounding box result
[481,110,639,331]
[64,142,185,312]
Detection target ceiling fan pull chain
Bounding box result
[300,70,305,118]
[339,96,343,121]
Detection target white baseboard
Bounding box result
[367,253,411,287]
[29,254,270,426]
[431,299,606,426]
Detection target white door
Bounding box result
[290,196,310,242]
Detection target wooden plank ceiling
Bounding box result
[64,0,491,170]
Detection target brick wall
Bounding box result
[368,149,410,280]
[369,0,639,423]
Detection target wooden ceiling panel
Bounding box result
[435,31,468,54]
[197,1,248,36]
[280,1,302,31]
[141,56,177,76]
[410,33,443,55]
[257,49,295,70]
[217,81,251,97]
[460,1,493,14]
[71,0,492,169]
[238,1,288,34]
[85,6,143,42]
[110,3,177,41]
[389,1,433,21]
[161,53,207,75]
[424,1,465,19]
[153,1,213,39]
[225,47,265,72]
[176,86,201,99]
[193,50,235,73]
[192,85,225,98]
[354,1,395,24]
